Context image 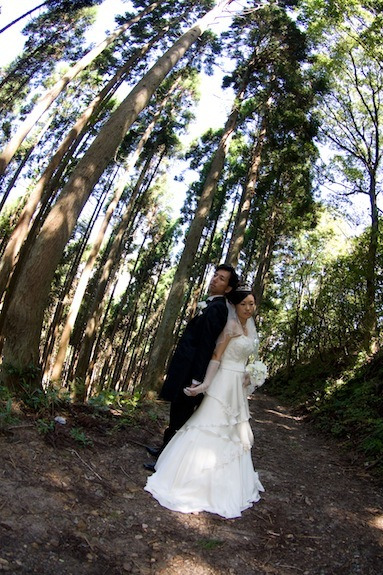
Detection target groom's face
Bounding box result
[208,269,232,296]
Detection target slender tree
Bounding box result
[226,115,267,266]
[0,0,236,396]
[143,85,243,392]
[320,47,382,350]
[0,25,172,302]
[0,0,103,34]
[40,180,111,380]
[0,1,163,175]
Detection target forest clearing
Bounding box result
[1,1,383,573]
[1,391,382,574]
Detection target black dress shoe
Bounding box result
[143,462,156,472]
[145,445,162,458]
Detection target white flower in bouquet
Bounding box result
[244,361,268,394]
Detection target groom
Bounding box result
[144,263,239,470]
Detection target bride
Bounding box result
[144,285,267,519]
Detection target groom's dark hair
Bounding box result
[215,263,239,290]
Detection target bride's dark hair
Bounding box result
[227,285,254,305]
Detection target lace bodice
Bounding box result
[221,334,256,367]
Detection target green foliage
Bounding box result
[23,387,51,411]
[85,389,144,428]
[2,362,70,414]
[21,384,68,414]
[88,389,141,411]
[36,418,55,434]
[1,0,381,463]
[70,378,86,403]
[0,398,15,427]
[0,197,28,242]
[267,350,383,476]
[2,362,42,398]
[197,539,225,550]
[260,209,380,375]
[70,426,93,447]
[0,385,18,428]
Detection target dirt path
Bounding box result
[1,393,382,574]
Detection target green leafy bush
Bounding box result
[266,350,383,477]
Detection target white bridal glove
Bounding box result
[184,359,220,396]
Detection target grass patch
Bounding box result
[197,539,225,550]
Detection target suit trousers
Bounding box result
[163,391,203,446]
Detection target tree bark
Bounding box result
[73,153,159,398]
[363,171,379,351]
[42,179,112,381]
[0,0,234,393]
[0,2,46,34]
[142,86,239,392]
[226,115,266,267]
[252,207,276,311]
[51,148,159,382]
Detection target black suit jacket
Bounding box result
[159,296,228,402]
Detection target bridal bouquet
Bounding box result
[244,361,268,394]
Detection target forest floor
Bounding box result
[0,392,382,575]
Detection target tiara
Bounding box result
[236,284,252,292]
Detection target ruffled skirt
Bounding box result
[145,363,264,519]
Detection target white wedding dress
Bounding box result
[144,326,265,519]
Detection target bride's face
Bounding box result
[235,294,255,323]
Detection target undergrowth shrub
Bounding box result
[266,350,383,478]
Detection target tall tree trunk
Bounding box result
[42,180,113,381]
[99,249,143,389]
[363,173,379,351]
[0,24,167,292]
[128,270,160,392]
[0,2,46,34]
[86,277,119,394]
[51,150,156,382]
[0,115,53,213]
[133,264,167,393]
[286,280,305,376]
[142,89,240,392]
[226,115,267,267]
[73,154,159,397]
[0,1,161,175]
[112,303,139,392]
[0,0,234,393]
[253,210,276,311]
